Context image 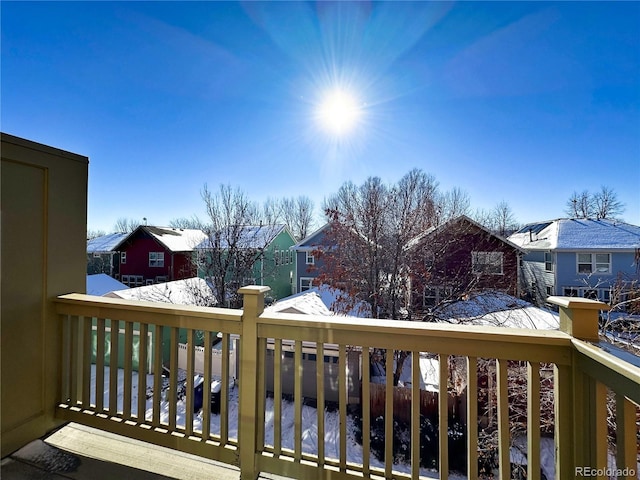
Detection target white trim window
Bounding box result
[299,277,314,292]
[471,251,504,275]
[120,252,127,264]
[544,252,553,272]
[305,251,315,265]
[149,251,165,267]
[577,253,611,274]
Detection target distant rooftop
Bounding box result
[87,232,128,253]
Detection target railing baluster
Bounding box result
[339,344,347,472]
[496,358,510,480]
[109,319,120,415]
[316,342,324,467]
[439,354,449,480]
[294,340,302,461]
[61,314,71,403]
[168,327,178,430]
[411,351,420,480]
[82,316,92,409]
[593,381,608,472]
[70,315,81,406]
[385,348,393,479]
[137,323,148,423]
[123,321,133,419]
[274,338,282,456]
[95,318,105,411]
[467,356,478,480]
[527,361,541,480]
[361,345,370,477]
[152,325,163,427]
[201,330,212,441]
[220,332,229,444]
[616,395,637,480]
[185,329,195,437]
[256,336,267,452]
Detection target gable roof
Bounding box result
[196,224,290,250]
[291,223,331,251]
[406,215,525,252]
[265,289,333,316]
[115,226,207,252]
[86,274,128,296]
[87,233,128,253]
[508,218,640,251]
[105,277,215,305]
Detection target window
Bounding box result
[471,251,503,275]
[122,275,144,287]
[563,287,579,297]
[546,286,553,296]
[274,250,281,266]
[577,253,611,274]
[300,277,313,292]
[149,252,164,267]
[583,289,598,300]
[120,252,126,264]
[544,252,553,272]
[306,252,315,265]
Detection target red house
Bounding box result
[407,215,524,313]
[114,226,207,287]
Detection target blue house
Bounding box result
[290,223,330,294]
[508,218,640,306]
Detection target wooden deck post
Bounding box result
[238,285,270,480]
[547,296,610,479]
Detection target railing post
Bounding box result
[547,296,610,479]
[547,295,609,342]
[238,285,270,480]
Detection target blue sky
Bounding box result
[2,1,639,232]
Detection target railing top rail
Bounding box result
[56,293,243,322]
[258,310,572,346]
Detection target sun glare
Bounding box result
[316,89,362,135]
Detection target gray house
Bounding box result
[290,223,330,294]
[87,232,128,276]
[508,218,640,306]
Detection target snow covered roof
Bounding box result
[196,224,287,250]
[105,277,215,306]
[86,274,128,296]
[142,226,207,252]
[87,233,128,253]
[430,291,559,330]
[405,215,524,252]
[508,218,640,251]
[266,289,333,316]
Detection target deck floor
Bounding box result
[1,423,288,480]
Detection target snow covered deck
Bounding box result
[49,289,639,480]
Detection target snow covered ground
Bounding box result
[90,365,466,479]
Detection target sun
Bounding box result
[316,89,362,135]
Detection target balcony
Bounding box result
[1,134,638,480]
[33,288,636,479]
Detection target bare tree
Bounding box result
[490,200,519,237]
[113,217,142,233]
[196,184,281,309]
[565,190,594,218]
[169,216,204,230]
[436,187,471,224]
[87,229,106,240]
[592,185,626,219]
[283,196,315,241]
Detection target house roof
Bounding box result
[114,226,207,252]
[291,223,331,251]
[265,289,333,316]
[430,291,560,330]
[105,277,215,305]
[405,215,525,252]
[86,274,128,296]
[87,233,128,253]
[508,218,640,251]
[196,224,289,249]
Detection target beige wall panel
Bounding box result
[1,133,88,456]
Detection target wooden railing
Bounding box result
[55,288,639,480]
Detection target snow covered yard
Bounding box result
[90,365,466,479]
